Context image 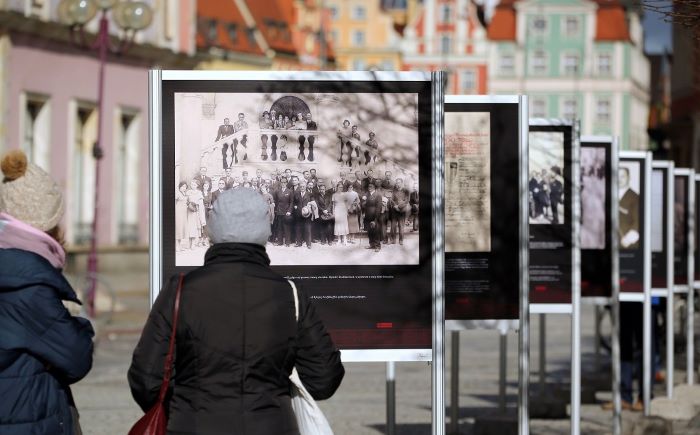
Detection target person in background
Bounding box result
[129,188,344,435]
[316,184,333,245]
[0,150,94,435]
[409,181,419,232]
[202,180,213,226]
[193,166,212,194]
[176,181,189,251]
[362,182,382,252]
[186,179,205,249]
[345,183,360,244]
[211,179,227,206]
[215,117,234,141]
[332,182,349,246]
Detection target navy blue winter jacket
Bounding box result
[0,248,94,434]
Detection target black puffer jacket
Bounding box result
[128,243,344,435]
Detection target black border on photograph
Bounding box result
[154,73,436,357]
[580,139,613,299]
[444,98,522,321]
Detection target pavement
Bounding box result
[69,267,700,434]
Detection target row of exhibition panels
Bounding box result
[147,71,698,435]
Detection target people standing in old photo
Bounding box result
[173,92,420,266]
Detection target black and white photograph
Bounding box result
[580,147,606,249]
[528,131,565,225]
[619,161,641,250]
[173,92,420,266]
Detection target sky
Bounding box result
[643,2,673,54]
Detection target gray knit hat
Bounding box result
[0,150,65,231]
[207,188,271,246]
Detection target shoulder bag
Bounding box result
[287,280,334,435]
[128,273,184,435]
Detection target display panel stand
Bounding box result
[674,168,696,386]
[529,119,580,435]
[149,69,446,433]
[443,96,529,435]
[651,161,675,398]
[618,151,653,415]
[432,71,446,435]
[580,135,621,434]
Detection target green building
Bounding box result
[487,0,650,150]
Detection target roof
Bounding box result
[196,0,265,56]
[486,0,630,42]
[487,0,517,41]
[246,0,297,55]
[593,0,630,42]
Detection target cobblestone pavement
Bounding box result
[71,275,700,434]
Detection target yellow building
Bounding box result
[326,0,402,71]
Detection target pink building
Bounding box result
[0,1,197,248]
[400,0,489,94]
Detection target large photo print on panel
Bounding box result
[174,92,420,266]
[529,132,565,225]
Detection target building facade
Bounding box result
[196,0,335,71]
[401,0,489,95]
[326,0,402,70]
[0,0,198,247]
[487,0,650,150]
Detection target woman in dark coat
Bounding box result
[0,150,94,435]
[129,188,344,435]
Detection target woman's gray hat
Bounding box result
[0,150,65,231]
[207,188,271,246]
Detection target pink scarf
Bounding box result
[0,212,66,269]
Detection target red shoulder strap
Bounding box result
[156,273,184,403]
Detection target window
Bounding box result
[352,5,366,20]
[115,111,141,244]
[329,5,339,20]
[72,104,98,246]
[440,5,452,23]
[562,98,577,120]
[499,54,515,75]
[564,16,579,36]
[596,98,611,123]
[226,23,238,44]
[352,58,366,70]
[352,30,365,46]
[380,59,394,71]
[245,27,257,47]
[562,53,580,75]
[532,16,547,34]
[441,35,451,54]
[531,98,546,118]
[330,29,338,43]
[21,94,50,169]
[206,19,217,43]
[531,50,547,74]
[461,70,476,91]
[597,53,612,75]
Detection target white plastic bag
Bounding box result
[288,280,334,435]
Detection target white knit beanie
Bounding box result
[0,150,65,231]
[207,188,271,246]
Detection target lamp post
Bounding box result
[57,0,153,318]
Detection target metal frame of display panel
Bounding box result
[674,168,696,386]
[149,69,447,434]
[580,135,621,434]
[443,95,530,435]
[529,118,581,435]
[618,150,652,415]
[651,161,675,398]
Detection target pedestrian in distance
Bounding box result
[129,187,344,434]
[0,150,94,435]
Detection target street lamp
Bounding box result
[57,0,153,318]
